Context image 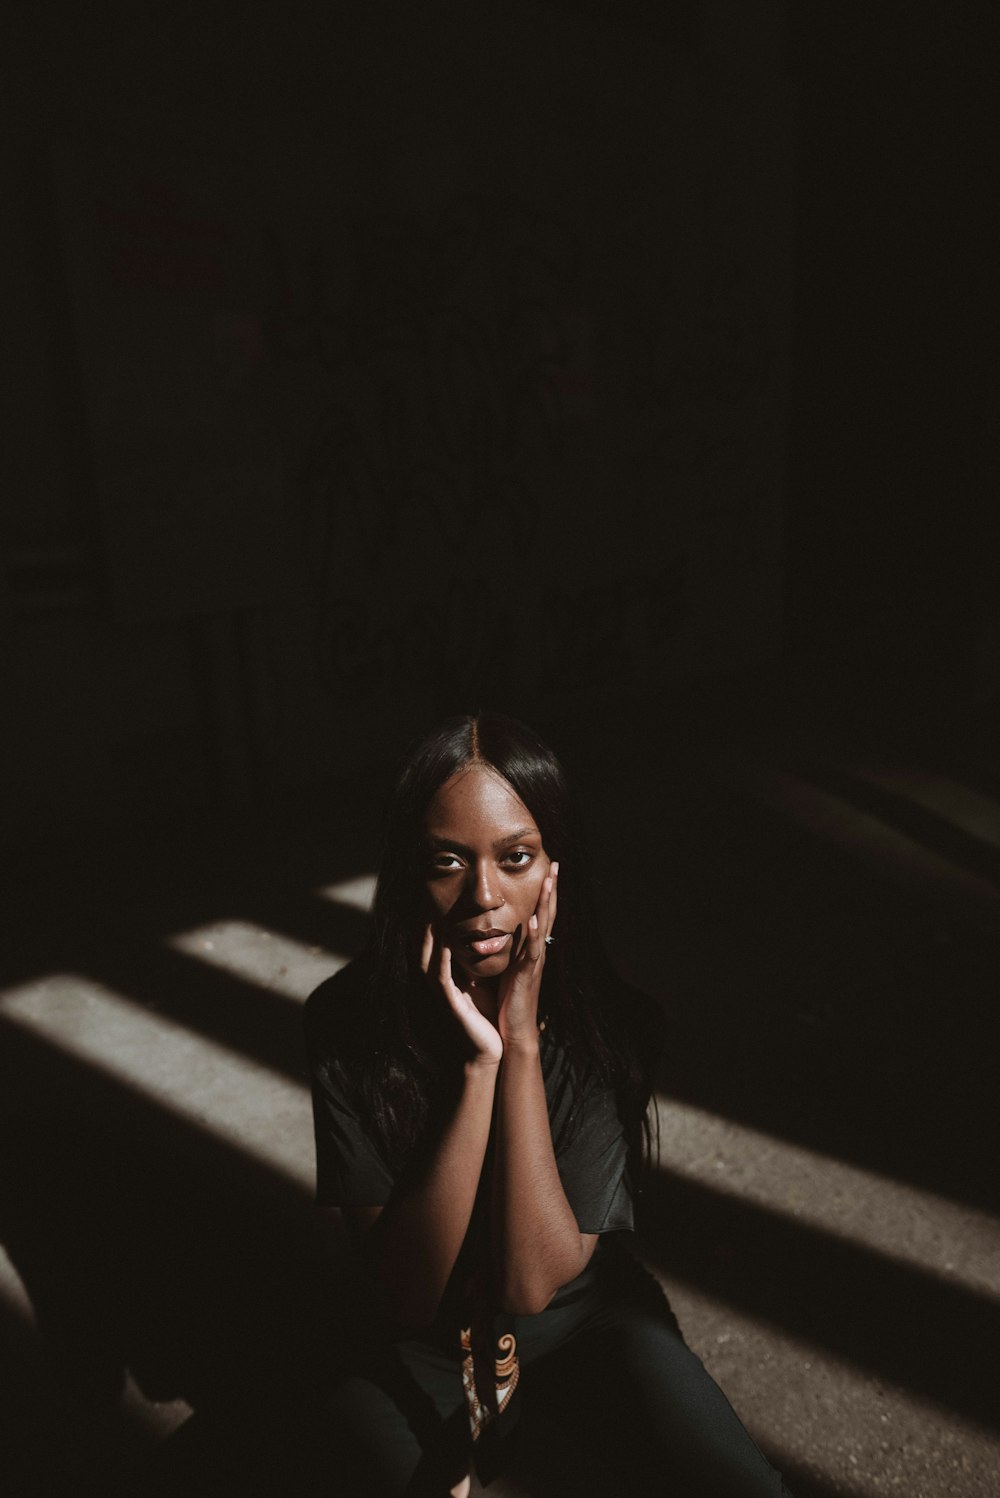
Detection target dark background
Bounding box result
[2,4,999,1496]
[3,2,997,834]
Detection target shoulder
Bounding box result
[303,956,373,1061]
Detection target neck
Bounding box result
[468,976,500,1025]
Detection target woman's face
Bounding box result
[423,763,551,983]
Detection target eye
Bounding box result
[503,849,534,869]
[430,853,463,871]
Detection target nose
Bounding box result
[468,858,503,912]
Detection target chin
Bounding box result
[456,953,509,982]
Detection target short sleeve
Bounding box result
[544,1038,634,1235]
[304,970,396,1209]
[309,1063,396,1209]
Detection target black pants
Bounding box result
[323,1249,794,1497]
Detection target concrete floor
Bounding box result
[2,694,999,1495]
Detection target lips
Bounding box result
[457,929,511,957]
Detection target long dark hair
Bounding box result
[339,713,661,1194]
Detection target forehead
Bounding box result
[425,764,538,838]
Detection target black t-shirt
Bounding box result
[304,960,635,1329]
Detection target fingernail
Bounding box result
[552,862,560,876]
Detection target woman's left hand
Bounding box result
[496,861,558,1047]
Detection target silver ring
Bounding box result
[544,935,555,946]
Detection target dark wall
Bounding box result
[5,1,793,840]
[783,3,999,727]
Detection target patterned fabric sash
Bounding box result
[459,1324,519,1438]
[459,1312,521,1483]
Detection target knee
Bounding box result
[588,1303,692,1373]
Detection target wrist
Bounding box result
[500,1033,541,1061]
[464,1054,501,1082]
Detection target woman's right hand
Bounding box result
[420,924,503,1068]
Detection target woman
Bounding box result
[304,713,793,1496]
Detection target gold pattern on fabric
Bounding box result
[460,1326,521,1442]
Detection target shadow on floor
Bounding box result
[2,705,999,1493]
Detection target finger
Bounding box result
[419,923,434,976]
[546,861,558,940]
[439,942,474,1006]
[527,911,541,963]
[511,922,524,962]
[439,939,455,993]
[529,869,552,956]
[536,871,552,941]
[437,943,463,1009]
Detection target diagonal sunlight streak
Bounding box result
[0,975,315,1191]
[8,963,995,1300]
[837,763,1000,854]
[8,957,995,1299]
[0,1246,35,1325]
[8,961,1000,1480]
[653,1094,1000,1303]
[165,920,348,1002]
[665,1281,1000,1495]
[314,873,378,913]
[735,763,1000,925]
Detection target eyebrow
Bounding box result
[426,827,539,852]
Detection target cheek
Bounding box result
[425,883,448,913]
[516,867,547,916]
